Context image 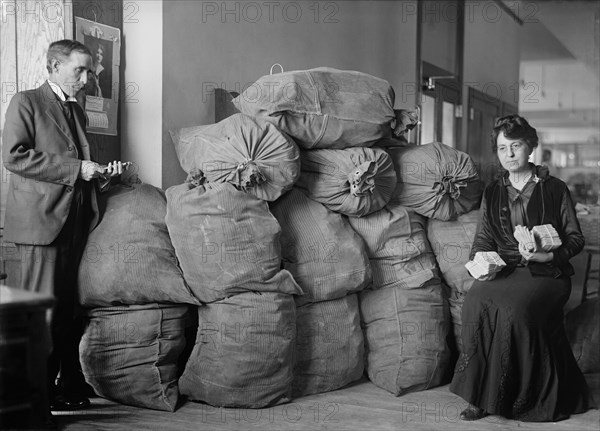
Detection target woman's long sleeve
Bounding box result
[552,187,585,267]
[469,194,497,260]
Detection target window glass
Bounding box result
[421,95,435,145]
[442,101,455,147]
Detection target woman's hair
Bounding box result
[46,39,92,73]
[490,114,538,152]
[88,38,105,57]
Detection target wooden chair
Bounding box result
[0,231,6,282]
[581,246,600,303]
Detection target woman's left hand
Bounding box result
[519,242,553,263]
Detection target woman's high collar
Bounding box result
[500,163,550,185]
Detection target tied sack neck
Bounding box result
[236,160,266,188]
[433,175,467,200]
[348,161,376,197]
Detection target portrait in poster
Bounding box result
[84,35,113,99]
[75,18,120,136]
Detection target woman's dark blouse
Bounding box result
[470,164,584,277]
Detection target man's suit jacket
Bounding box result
[2,81,101,245]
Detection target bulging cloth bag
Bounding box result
[269,188,371,305]
[387,142,482,221]
[359,278,453,396]
[293,294,364,398]
[179,291,296,408]
[232,67,397,149]
[426,209,480,294]
[78,183,200,307]
[165,182,302,303]
[169,113,300,201]
[295,147,397,217]
[80,303,189,412]
[348,204,438,290]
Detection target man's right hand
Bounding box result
[79,160,105,181]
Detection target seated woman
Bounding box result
[451,114,589,422]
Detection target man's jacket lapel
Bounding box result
[40,82,78,152]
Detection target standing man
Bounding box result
[2,40,127,411]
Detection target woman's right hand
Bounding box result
[466,261,497,281]
[477,273,497,281]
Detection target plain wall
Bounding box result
[421,0,459,74]
[162,0,419,188]
[121,0,163,187]
[460,0,521,151]
[463,0,521,105]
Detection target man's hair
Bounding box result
[46,39,92,73]
[490,114,539,153]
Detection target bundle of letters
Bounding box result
[514,224,562,252]
[465,251,507,279]
[514,225,537,252]
[532,224,562,251]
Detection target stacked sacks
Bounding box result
[348,205,436,289]
[170,113,300,202]
[348,203,453,396]
[167,115,303,408]
[270,188,371,305]
[80,303,189,412]
[426,210,480,353]
[387,142,482,221]
[234,67,404,219]
[270,188,369,396]
[166,182,302,408]
[233,67,407,398]
[293,294,364,398]
[193,68,462,403]
[165,181,301,303]
[232,67,399,149]
[359,278,451,396]
[78,183,200,307]
[77,183,199,410]
[178,292,296,408]
[295,147,397,217]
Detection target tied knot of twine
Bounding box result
[236,160,266,188]
[186,169,206,188]
[433,175,466,200]
[348,161,376,197]
[393,109,420,137]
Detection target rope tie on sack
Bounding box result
[433,175,466,200]
[236,160,266,188]
[185,169,206,188]
[393,109,420,137]
[348,161,376,197]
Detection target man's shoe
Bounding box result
[49,395,91,411]
[459,405,486,421]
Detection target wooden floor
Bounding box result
[53,378,599,431]
[50,252,600,431]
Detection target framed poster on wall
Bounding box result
[74,17,120,136]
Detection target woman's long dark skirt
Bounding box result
[450,268,589,422]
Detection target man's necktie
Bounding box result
[63,100,84,157]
